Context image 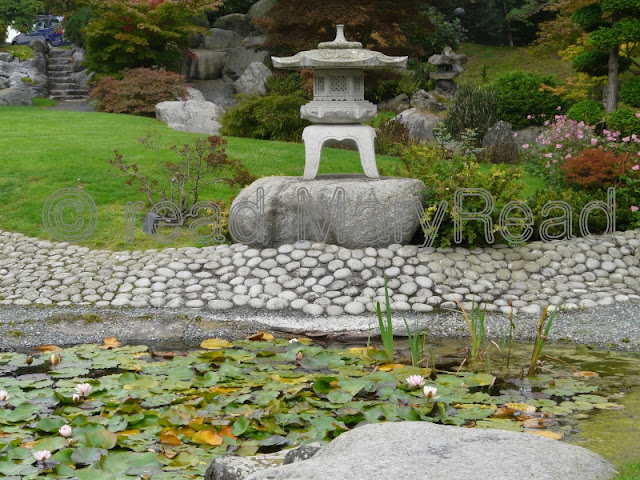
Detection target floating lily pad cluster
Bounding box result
[0,338,624,479]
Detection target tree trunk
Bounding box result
[502,0,514,47]
[604,12,621,113]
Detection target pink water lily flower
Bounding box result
[406,375,425,387]
[33,450,52,462]
[423,386,439,400]
[75,383,91,397]
[59,425,72,438]
[0,390,8,402]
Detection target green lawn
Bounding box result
[0,103,541,251]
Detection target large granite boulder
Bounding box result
[0,87,33,106]
[201,28,243,50]
[246,422,617,480]
[223,43,269,81]
[213,13,254,37]
[192,79,237,109]
[189,49,229,80]
[234,61,272,95]
[155,100,224,135]
[388,93,410,113]
[410,89,446,112]
[248,0,278,19]
[395,108,443,142]
[482,120,519,164]
[229,174,426,249]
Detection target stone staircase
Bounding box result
[47,48,90,101]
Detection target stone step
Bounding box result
[48,71,73,78]
[49,94,90,101]
[49,84,80,92]
[49,89,90,96]
[49,79,76,86]
[49,49,72,58]
[47,64,73,72]
[48,60,73,68]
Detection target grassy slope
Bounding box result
[0,93,543,251]
[458,43,576,85]
[0,105,407,250]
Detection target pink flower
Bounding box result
[541,114,546,117]
[546,162,551,168]
[33,450,51,462]
[406,375,425,387]
[556,144,562,149]
[632,206,639,212]
[577,132,584,139]
[544,120,550,126]
[557,106,562,110]
[636,112,640,118]
[632,165,639,171]
[565,154,571,159]
[632,134,638,142]
[527,115,533,119]
[623,136,630,142]
[591,138,598,145]
[423,386,439,400]
[544,153,553,158]
[59,425,72,438]
[75,383,91,397]
[522,144,529,149]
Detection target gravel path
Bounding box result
[1,299,638,352]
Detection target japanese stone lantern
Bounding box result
[272,25,407,180]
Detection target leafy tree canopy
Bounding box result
[254,0,440,57]
[81,0,222,75]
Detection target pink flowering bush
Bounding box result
[523,112,640,234]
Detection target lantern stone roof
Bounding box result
[272,25,407,71]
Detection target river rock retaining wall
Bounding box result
[0,229,639,317]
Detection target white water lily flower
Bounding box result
[0,390,8,402]
[405,375,425,387]
[59,425,72,438]
[75,383,91,397]
[423,386,439,400]
[33,450,52,462]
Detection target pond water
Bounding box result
[0,336,638,479]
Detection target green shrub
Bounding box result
[526,187,607,241]
[374,118,411,156]
[220,93,309,141]
[64,6,92,47]
[89,68,187,116]
[566,100,604,125]
[389,143,524,248]
[620,77,640,108]
[444,84,499,141]
[5,45,32,61]
[494,71,568,129]
[605,108,640,137]
[265,72,307,97]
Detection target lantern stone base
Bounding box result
[302,124,378,180]
[301,100,376,124]
[228,174,426,248]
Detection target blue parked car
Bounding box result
[11,15,69,47]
